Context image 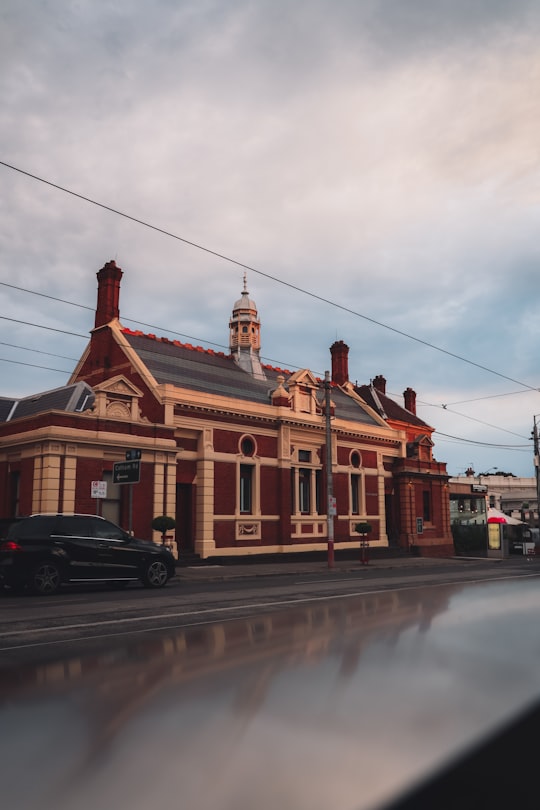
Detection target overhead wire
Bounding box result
[0,160,537,462]
[3,282,537,408]
[0,315,88,339]
[1,159,539,394]
[0,356,72,374]
[434,432,531,449]
[411,397,529,440]
[0,314,531,454]
[0,340,79,362]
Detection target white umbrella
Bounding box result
[488,507,524,525]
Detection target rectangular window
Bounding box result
[423,490,431,522]
[316,470,322,514]
[298,449,311,463]
[9,471,20,517]
[240,465,253,514]
[299,468,311,514]
[351,474,360,515]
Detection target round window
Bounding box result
[241,436,255,456]
[351,451,362,468]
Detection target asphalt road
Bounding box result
[1,555,539,667]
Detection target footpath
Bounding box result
[175,549,520,582]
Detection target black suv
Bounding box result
[0,514,176,595]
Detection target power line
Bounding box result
[0,281,306,376]
[385,390,530,441]
[417,401,529,440]
[0,315,88,339]
[434,431,531,449]
[0,281,93,312]
[0,357,71,374]
[1,159,539,394]
[1,292,534,448]
[0,322,534,456]
[0,340,78,362]
[4,278,539,409]
[442,389,537,406]
[0,326,530,453]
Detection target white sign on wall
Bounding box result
[91,480,107,499]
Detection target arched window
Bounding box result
[350,451,362,468]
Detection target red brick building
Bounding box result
[0,260,453,558]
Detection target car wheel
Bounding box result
[142,559,169,588]
[30,561,62,595]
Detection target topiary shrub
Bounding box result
[151,515,176,544]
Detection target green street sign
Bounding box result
[113,460,140,484]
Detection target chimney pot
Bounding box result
[95,260,123,328]
[403,387,417,416]
[330,340,349,385]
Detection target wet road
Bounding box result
[1,555,538,666]
[2,558,540,810]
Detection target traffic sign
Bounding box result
[113,460,141,484]
[126,449,142,460]
[91,480,107,499]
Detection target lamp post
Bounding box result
[324,371,335,568]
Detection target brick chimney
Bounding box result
[403,387,416,415]
[330,340,349,385]
[372,375,386,394]
[95,260,123,328]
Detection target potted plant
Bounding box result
[354,522,372,565]
[151,515,176,545]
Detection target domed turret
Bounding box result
[229,275,266,380]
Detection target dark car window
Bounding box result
[92,519,127,541]
[0,517,22,538]
[7,516,57,540]
[53,516,99,537]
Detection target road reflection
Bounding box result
[2,577,540,810]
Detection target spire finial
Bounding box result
[242,272,248,294]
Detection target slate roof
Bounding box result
[355,384,432,430]
[0,399,16,422]
[0,382,95,423]
[123,330,381,428]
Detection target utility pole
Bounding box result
[533,416,540,527]
[325,371,335,568]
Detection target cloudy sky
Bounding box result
[1,0,540,477]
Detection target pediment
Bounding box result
[415,434,434,447]
[93,375,143,399]
[286,369,321,415]
[287,369,319,388]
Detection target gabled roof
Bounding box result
[122,330,382,428]
[355,384,432,430]
[0,382,95,423]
